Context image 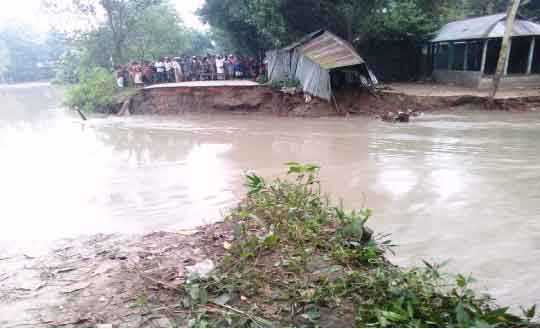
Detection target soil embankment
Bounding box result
[111,82,540,118]
[0,226,232,327]
[118,83,338,117]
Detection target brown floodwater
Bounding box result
[1,83,540,308]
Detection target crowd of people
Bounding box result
[115,55,264,88]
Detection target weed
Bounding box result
[170,164,538,327]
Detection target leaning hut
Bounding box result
[266,30,377,101]
[429,13,540,88]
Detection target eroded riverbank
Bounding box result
[2,83,540,324]
[113,81,540,117]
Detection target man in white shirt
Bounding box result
[172,57,183,82]
[154,58,165,83]
[216,56,225,80]
[164,57,174,82]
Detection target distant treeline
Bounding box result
[0,27,66,83]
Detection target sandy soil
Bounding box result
[0,225,232,328]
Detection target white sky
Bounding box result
[0,0,206,34]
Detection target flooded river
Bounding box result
[1,83,539,308]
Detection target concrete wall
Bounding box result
[433,70,482,88]
[434,69,540,89]
[478,74,540,89]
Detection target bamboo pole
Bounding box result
[489,0,521,100]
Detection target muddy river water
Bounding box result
[1,83,540,308]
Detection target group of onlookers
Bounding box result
[116,55,263,88]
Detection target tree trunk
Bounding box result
[489,0,521,100]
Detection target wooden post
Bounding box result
[490,0,521,99]
[527,37,536,74]
[504,38,512,75]
[480,39,488,74]
[464,42,469,71]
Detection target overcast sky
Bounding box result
[0,0,206,33]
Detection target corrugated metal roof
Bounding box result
[488,19,540,37]
[432,13,540,42]
[299,31,364,69]
[282,30,324,51]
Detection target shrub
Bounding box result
[174,164,538,328]
[64,67,117,113]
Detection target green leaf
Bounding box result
[456,302,470,325]
[381,310,406,322]
[189,284,200,301]
[525,305,536,319]
[253,316,274,328]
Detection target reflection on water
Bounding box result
[1,83,540,308]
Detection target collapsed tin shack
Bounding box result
[266,30,377,101]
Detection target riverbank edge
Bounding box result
[106,84,540,118]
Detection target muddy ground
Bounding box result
[114,83,540,118]
[0,225,233,328]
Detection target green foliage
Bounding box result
[169,164,538,328]
[48,0,213,82]
[368,0,438,41]
[199,0,473,55]
[0,24,65,83]
[64,67,118,112]
[0,40,9,82]
[126,2,192,60]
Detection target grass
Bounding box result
[169,163,538,327]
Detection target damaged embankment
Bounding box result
[2,164,538,327]
[116,84,340,117]
[111,83,540,117]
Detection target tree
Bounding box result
[0,40,9,83]
[368,0,438,41]
[466,0,508,15]
[490,0,521,99]
[125,2,192,60]
[198,0,472,55]
[43,0,163,64]
[0,23,54,82]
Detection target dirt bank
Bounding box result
[117,85,341,118]
[114,84,540,118]
[0,225,232,327]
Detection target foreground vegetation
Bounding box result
[161,164,538,327]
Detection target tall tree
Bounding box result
[44,0,163,64]
[0,24,52,82]
[125,2,192,60]
[0,40,9,83]
[490,0,521,99]
[199,0,472,54]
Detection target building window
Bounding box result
[466,41,483,71]
[508,36,531,74]
[452,42,466,70]
[484,39,502,75]
[436,43,449,70]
